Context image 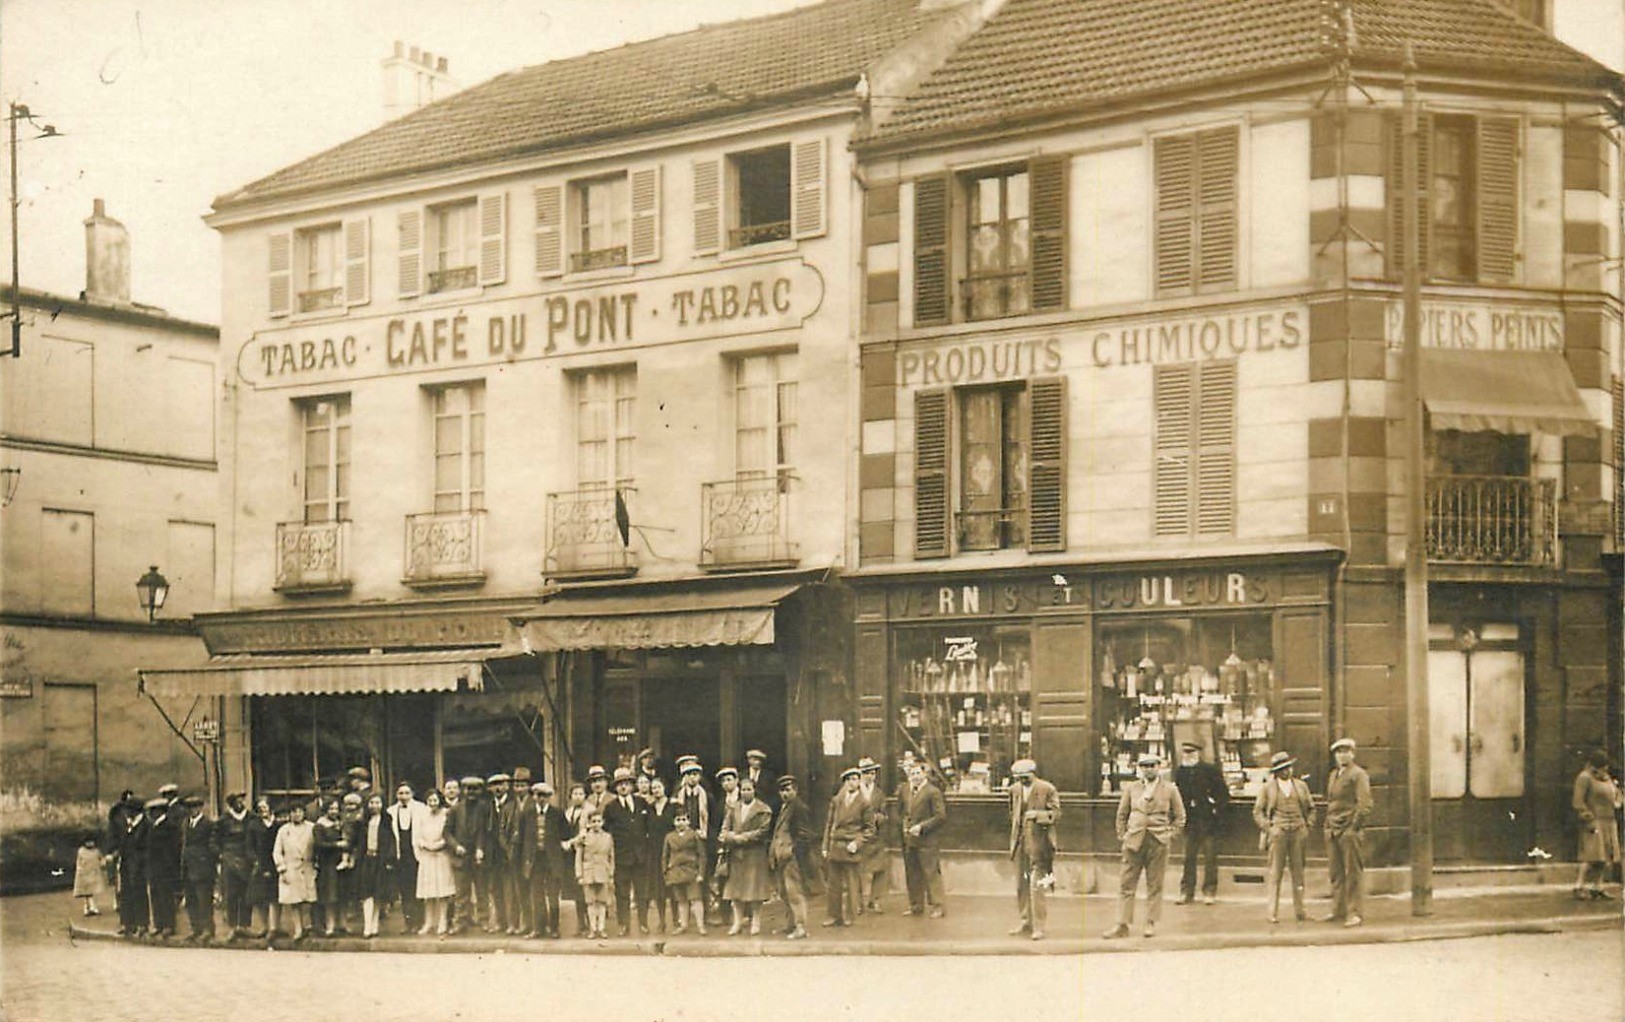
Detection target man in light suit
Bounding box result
[1253,750,1315,924]
[385,782,424,933]
[898,762,948,918]
[1321,737,1373,927]
[1007,758,1061,940]
[1102,753,1184,939]
[821,766,873,927]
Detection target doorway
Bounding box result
[642,676,722,773]
[1428,622,1528,862]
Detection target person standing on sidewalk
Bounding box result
[1322,737,1372,926]
[822,766,873,928]
[1253,750,1315,924]
[769,775,815,939]
[898,762,947,918]
[485,773,522,934]
[143,797,182,940]
[179,795,220,943]
[1102,753,1184,939]
[601,767,649,936]
[856,757,890,914]
[1173,741,1227,906]
[1572,750,1622,900]
[1008,758,1062,941]
[217,792,254,940]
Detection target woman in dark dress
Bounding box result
[245,797,279,936]
[355,793,389,937]
[642,778,679,933]
[311,799,349,936]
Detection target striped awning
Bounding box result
[513,582,803,652]
[137,648,514,698]
[1422,350,1597,437]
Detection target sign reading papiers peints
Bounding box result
[241,258,823,389]
[1382,299,1564,352]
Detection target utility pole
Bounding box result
[1401,43,1433,918]
[7,102,19,359]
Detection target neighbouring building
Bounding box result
[849,0,1622,885]
[1,201,219,820]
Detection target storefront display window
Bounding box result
[1097,613,1277,799]
[895,626,1032,795]
[251,695,381,796]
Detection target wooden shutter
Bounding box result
[533,184,564,278]
[791,138,827,240]
[397,209,422,298]
[914,388,950,558]
[693,158,722,256]
[478,192,507,286]
[1154,134,1196,296]
[629,167,661,264]
[267,231,291,318]
[1476,116,1519,283]
[343,218,370,307]
[1387,112,1432,280]
[1196,127,1239,292]
[1613,374,1624,549]
[1029,156,1068,312]
[1153,363,1194,536]
[913,174,950,326]
[1195,360,1237,536]
[1027,376,1068,552]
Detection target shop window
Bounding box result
[298,394,350,523]
[569,173,629,272]
[1387,113,1518,284]
[1427,429,1529,478]
[575,367,637,491]
[250,696,381,796]
[1153,126,1238,297]
[1096,613,1277,798]
[439,689,547,784]
[734,351,797,490]
[895,627,1032,795]
[1153,360,1235,538]
[430,382,485,513]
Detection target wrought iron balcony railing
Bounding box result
[403,510,486,586]
[700,474,795,569]
[1426,474,1556,567]
[546,489,636,577]
[955,506,1028,552]
[274,520,351,592]
[297,286,342,313]
[427,265,478,293]
[728,220,792,248]
[961,270,1031,321]
[569,246,628,273]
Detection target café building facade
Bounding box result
[849,0,1622,884]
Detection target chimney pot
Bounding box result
[409,45,421,62]
[393,39,404,58]
[437,57,448,73]
[83,199,131,306]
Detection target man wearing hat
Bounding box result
[636,748,665,792]
[217,792,254,940]
[674,757,711,900]
[601,766,649,935]
[744,749,777,813]
[821,766,874,927]
[519,781,568,937]
[855,756,890,913]
[1008,759,1061,940]
[769,775,816,939]
[1252,750,1315,924]
[1322,738,1372,926]
[898,761,948,918]
[179,794,219,942]
[485,773,522,933]
[1103,754,1183,939]
[1173,741,1229,906]
[346,766,373,799]
[113,795,152,937]
[144,795,183,939]
[442,777,478,934]
[584,765,612,813]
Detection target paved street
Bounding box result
[3,891,1619,1022]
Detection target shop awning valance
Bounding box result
[514,582,803,652]
[1422,350,1597,437]
[137,648,512,699]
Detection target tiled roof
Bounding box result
[215,0,947,210]
[862,0,1619,148]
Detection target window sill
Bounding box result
[716,238,797,264]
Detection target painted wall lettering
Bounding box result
[1089,308,1302,368]
[1382,300,1564,352]
[898,337,1063,387]
[1093,571,1269,611]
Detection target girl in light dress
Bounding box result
[73,833,107,916]
[413,789,455,935]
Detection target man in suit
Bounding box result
[520,780,569,938]
[485,772,522,933]
[1008,758,1062,941]
[600,766,648,935]
[1253,750,1315,924]
[179,795,219,943]
[385,782,424,933]
[1322,737,1373,927]
[1173,740,1229,905]
[443,776,487,935]
[856,756,890,914]
[898,762,948,918]
[216,791,254,940]
[769,775,816,939]
[1104,753,1184,939]
[113,797,151,937]
[821,766,873,927]
[744,749,777,813]
[144,796,183,940]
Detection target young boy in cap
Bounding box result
[1322,737,1372,926]
[1253,750,1315,924]
[744,749,777,812]
[662,810,707,935]
[1103,754,1184,940]
[821,766,873,927]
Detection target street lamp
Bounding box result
[136,565,170,623]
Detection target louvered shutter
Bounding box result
[1613,374,1624,549]
[1196,127,1239,293]
[1029,156,1068,312]
[1195,360,1237,536]
[693,158,722,256]
[1476,117,1519,283]
[478,192,507,286]
[1026,376,1068,552]
[1154,364,1194,536]
[1154,135,1196,296]
[398,209,422,298]
[791,138,827,240]
[630,167,661,264]
[267,231,291,318]
[533,185,564,278]
[1386,112,1432,280]
[343,218,370,307]
[914,389,950,558]
[913,174,951,326]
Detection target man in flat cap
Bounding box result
[443,776,485,935]
[217,792,254,940]
[821,766,874,927]
[744,749,777,813]
[1103,754,1183,939]
[1008,759,1062,940]
[1173,740,1228,906]
[1253,750,1315,924]
[485,773,521,933]
[520,780,568,938]
[769,775,815,939]
[1322,737,1372,927]
[601,766,649,935]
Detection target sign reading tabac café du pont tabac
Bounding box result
[239,258,824,389]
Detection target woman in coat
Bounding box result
[245,797,279,937]
[311,799,349,935]
[719,777,774,935]
[272,801,316,940]
[1573,750,1623,900]
[642,777,679,933]
[414,789,455,935]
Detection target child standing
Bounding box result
[661,812,707,935]
[73,833,107,916]
[573,809,614,939]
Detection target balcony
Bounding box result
[297,287,342,313]
[403,510,487,588]
[547,489,636,578]
[700,475,795,570]
[569,246,628,273]
[728,220,791,249]
[1426,475,1556,567]
[427,265,478,293]
[274,520,351,593]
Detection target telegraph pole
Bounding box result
[1401,43,1433,918]
[7,102,19,359]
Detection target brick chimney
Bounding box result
[83,199,131,306]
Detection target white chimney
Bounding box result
[382,40,459,121]
[83,199,130,306]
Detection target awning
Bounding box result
[514,581,803,652]
[137,648,511,699]
[1422,350,1597,437]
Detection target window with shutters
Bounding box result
[963,168,1031,320]
[958,385,1027,549]
[1614,375,1624,550]
[733,352,797,490]
[298,395,351,523]
[1153,361,1236,538]
[1388,114,1519,283]
[295,224,343,312]
[575,367,636,491]
[728,144,792,248]
[1153,127,1239,297]
[427,199,479,292]
[569,173,629,272]
[430,383,485,513]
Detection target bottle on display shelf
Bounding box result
[1016,658,1031,693]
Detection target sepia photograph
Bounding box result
[0,1,1621,1019]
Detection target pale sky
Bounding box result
[0,0,814,324]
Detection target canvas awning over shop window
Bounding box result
[137,648,513,699]
[1422,350,1597,437]
[514,582,803,652]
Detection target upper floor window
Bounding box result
[1388,114,1518,284]
[1153,361,1235,538]
[296,224,343,312]
[431,383,485,513]
[398,194,506,298]
[733,352,796,487]
[692,139,825,256]
[268,219,369,318]
[575,367,636,491]
[299,395,351,523]
[965,169,1031,320]
[429,199,480,293]
[535,170,659,278]
[1153,126,1238,297]
[730,144,792,248]
[570,174,629,272]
